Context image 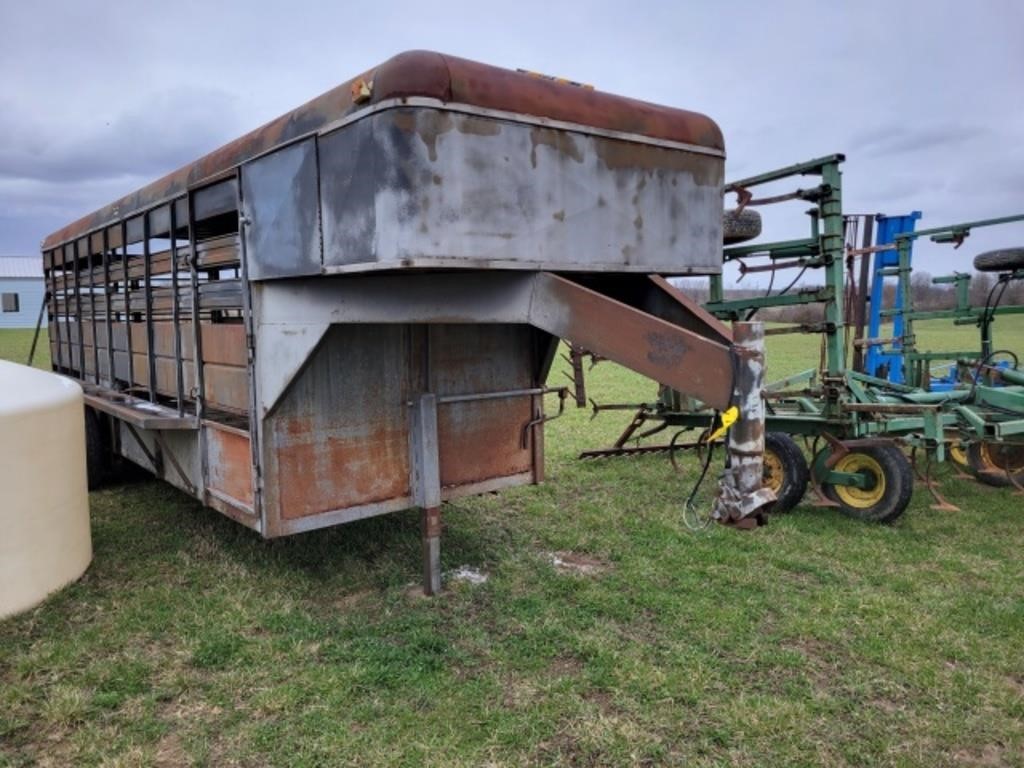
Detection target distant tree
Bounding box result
[969,271,996,307]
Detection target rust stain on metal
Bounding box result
[438,399,533,487]
[644,332,687,367]
[455,116,502,137]
[399,109,455,162]
[276,426,410,519]
[529,127,583,168]
[206,426,254,506]
[534,273,734,410]
[594,140,719,185]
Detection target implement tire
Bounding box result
[947,433,971,471]
[973,248,1024,273]
[967,441,1024,488]
[723,208,762,245]
[822,444,913,524]
[763,433,809,513]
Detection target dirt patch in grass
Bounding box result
[952,744,1017,766]
[333,587,377,611]
[547,655,584,677]
[549,551,612,576]
[154,731,188,768]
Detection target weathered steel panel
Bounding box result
[262,325,412,526]
[429,325,536,487]
[528,273,734,410]
[319,108,722,275]
[241,139,322,279]
[206,424,254,508]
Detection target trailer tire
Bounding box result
[85,406,107,491]
[723,208,762,245]
[822,444,913,523]
[973,248,1024,273]
[966,440,1024,487]
[763,433,809,513]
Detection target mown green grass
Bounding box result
[1,320,1023,767]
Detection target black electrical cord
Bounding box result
[682,416,719,530]
[745,267,776,321]
[745,264,811,321]
[682,343,744,524]
[684,431,716,512]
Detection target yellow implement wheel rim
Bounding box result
[979,442,1024,473]
[832,452,886,509]
[948,443,968,467]
[763,449,784,494]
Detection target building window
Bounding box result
[1,293,19,313]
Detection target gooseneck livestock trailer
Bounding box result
[42,51,769,592]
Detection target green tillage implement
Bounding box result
[579,153,1024,522]
[868,217,1024,485]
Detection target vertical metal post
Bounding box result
[88,239,99,383]
[896,237,916,387]
[185,193,209,504]
[236,176,262,522]
[186,193,206,420]
[102,229,115,387]
[121,221,135,391]
[713,322,773,526]
[410,393,442,595]
[72,240,84,378]
[48,252,63,372]
[61,245,72,373]
[170,202,185,415]
[709,272,724,304]
[851,215,874,373]
[820,160,845,378]
[143,214,156,402]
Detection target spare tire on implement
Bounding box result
[723,208,762,245]
[973,247,1024,273]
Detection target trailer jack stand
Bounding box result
[422,506,442,596]
[411,394,444,596]
[711,322,776,526]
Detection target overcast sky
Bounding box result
[2,0,1022,284]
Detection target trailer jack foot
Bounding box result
[712,462,774,526]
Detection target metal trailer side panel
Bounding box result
[274,107,722,277]
[257,323,546,538]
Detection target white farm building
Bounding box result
[0,257,45,329]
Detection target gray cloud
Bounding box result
[849,123,989,158]
[0,87,241,184]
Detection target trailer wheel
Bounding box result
[973,247,1024,273]
[763,433,809,513]
[967,441,1024,487]
[723,208,762,245]
[84,406,107,491]
[822,444,913,523]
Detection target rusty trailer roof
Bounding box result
[42,51,723,251]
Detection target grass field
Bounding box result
[2,320,1023,767]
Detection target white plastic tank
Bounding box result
[0,360,91,619]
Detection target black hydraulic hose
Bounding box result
[744,265,809,321]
